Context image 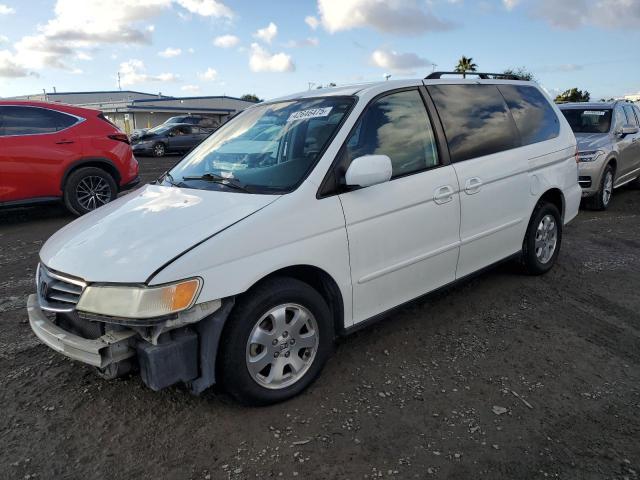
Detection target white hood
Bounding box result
[40,184,279,283]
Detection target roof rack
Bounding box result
[425,71,523,80]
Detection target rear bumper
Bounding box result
[27,294,135,368]
[120,175,141,192]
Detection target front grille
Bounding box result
[37,264,86,312]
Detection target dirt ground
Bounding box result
[1,156,639,480]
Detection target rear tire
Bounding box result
[522,202,562,275]
[152,142,166,157]
[219,277,334,406]
[587,164,614,210]
[63,167,117,216]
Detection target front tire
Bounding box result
[219,277,334,405]
[522,202,562,275]
[588,164,614,210]
[63,167,117,216]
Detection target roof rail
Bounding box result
[425,71,523,80]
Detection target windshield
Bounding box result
[165,97,354,193]
[561,108,612,134]
[165,117,184,124]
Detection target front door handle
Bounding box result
[55,140,74,145]
[464,177,483,195]
[433,185,454,205]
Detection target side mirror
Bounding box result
[621,124,639,136]
[345,155,393,188]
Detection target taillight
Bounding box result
[108,133,130,145]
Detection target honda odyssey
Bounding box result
[27,74,581,405]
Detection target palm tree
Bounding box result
[455,56,478,78]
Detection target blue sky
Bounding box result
[0,0,639,101]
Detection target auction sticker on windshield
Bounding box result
[288,107,333,122]
[583,111,606,116]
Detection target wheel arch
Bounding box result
[535,187,565,222]
[61,157,121,190]
[241,264,345,336]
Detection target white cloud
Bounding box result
[158,47,182,57]
[198,67,218,80]
[284,37,319,48]
[187,47,195,53]
[118,59,179,86]
[0,4,15,14]
[370,48,432,73]
[535,0,640,29]
[254,22,278,44]
[175,0,233,18]
[0,50,30,77]
[181,84,200,92]
[249,43,294,73]
[502,0,519,10]
[0,35,8,44]
[213,34,239,48]
[305,15,319,29]
[76,51,92,61]
[317,0,454,35]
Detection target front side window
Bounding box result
[166,97,354,193]
[428,85,520,162]
[623,105,638,126]
[561,108,613,134]
[0,106,78,136]
[498,85,560,146]
[341,89,439,178]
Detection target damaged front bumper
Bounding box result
[27,293,234,394]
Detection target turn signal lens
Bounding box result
[164,279,200,311]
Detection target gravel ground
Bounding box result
[1,156,639,480]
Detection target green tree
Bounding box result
[454,56,477,78]
[554,88,591,103]
[503,67,536,81]
[240,94,262,102]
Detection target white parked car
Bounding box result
[28,74,581,405]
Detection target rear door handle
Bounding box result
[433,185,454,205]
[55,140,74,144]
[464,177,483,195]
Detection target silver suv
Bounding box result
[560,101,640,209]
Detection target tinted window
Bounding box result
[614,107,628,130]
[498,85,560,145]
[623,105,638,126]
[0,106,77,136]
[428,85,520,162]
[561,108,612,134]
[341,89,439,178]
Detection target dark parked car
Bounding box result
[131,123,211,157]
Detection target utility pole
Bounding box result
[431,63,438,73]
[308,82,315,90]
[117,72,122,91]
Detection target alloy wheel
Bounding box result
[245,303,319,390]
[602,171,613,206]
[534,214,558,264]
[76,176,112,211]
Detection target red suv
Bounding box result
[0,101,139,215]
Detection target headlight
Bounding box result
[578,150,604,162]
[76,278,202,319]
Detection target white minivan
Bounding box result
[28,74,581,405]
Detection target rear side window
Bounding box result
[428,85,520,162]
[0,106,78,136]
[623,105,638,126]
[498,85,560,146]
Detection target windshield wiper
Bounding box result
[181,173,252,193]
[160,171,178,186]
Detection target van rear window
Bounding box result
[428,84,520,162]
[498,85,560,146]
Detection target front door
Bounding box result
[338,89,461,324]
